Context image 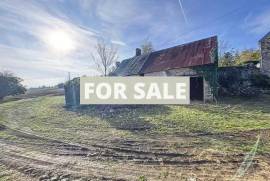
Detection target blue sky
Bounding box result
[0,0,270,87]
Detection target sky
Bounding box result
[0,0,270,87]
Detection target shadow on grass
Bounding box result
[182,94,270,120]
[66,105,172,133]
[217,94,270,113]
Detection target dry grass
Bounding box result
[0,95,269,180]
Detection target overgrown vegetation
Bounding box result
[219,48,261,67]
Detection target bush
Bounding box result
[0,72,26,100]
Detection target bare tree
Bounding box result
[141,39,154,54]
[91,40,118,76]
[218,39,230,57]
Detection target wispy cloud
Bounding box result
[244,9,270,34]
[178,0,189,25]
[0,0,100,87]
[111,40,126,46]
[1,0,262,87]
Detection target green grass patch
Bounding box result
[0,95,269,154]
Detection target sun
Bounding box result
[46,30,75,53]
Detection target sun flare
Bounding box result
[46,30,75,53]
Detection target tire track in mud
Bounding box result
[0,124,257,180]
[0,125,194,163]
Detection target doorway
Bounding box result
[190,77,204,101]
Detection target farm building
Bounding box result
[64,34,270,107]
[112,36,218,102]
[260,31,270,77]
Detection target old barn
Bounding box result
[112,36,218,102]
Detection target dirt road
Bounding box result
[0,96,270,180]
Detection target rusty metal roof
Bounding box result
[112,36,217,76]
[140,36,217,74]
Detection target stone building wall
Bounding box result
[260,32,270,77]
[144,67,214,102]
[203,79,214,102]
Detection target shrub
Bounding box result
[0,72,26,100]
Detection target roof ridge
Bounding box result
[151,36,217,54]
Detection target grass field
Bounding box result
[0,95,269,180]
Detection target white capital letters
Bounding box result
[176,83,186,99]
[134,83,145,99]
[96,83,112,100]
[85,83,95,99]
[114,83,127,99]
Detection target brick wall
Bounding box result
[261,33,270,77]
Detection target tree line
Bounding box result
[219,40,261,67]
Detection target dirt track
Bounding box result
[0,96,270,180]
[0,124,269,181]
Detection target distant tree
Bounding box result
[91,40,118,76]
[234,49,261,65]
[219,51,235,67]
[56,83,64,88]
[141,40,154,54]
[218,40,230,58]
[218,40,235,67]
[0,71,26,100]
[219,46,261,67]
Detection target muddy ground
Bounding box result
[0,96,270,180]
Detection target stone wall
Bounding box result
[261,32,270,77]
[203,79,214,102]
[217,66,261,96]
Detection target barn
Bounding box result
[112,36,218,102]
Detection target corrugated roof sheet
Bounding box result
[112,53,150,76]
[112,36,217,76]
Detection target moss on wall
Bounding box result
[192,64,218,98]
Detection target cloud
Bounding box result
[0,0,100,87]
[178,0,189,25]
[244,9,270,34]
[96,0,151,25]
[0,0,192,87]
[111,40,126,46]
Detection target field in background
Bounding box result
[2,87,64,103]
[0,95,269,180]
